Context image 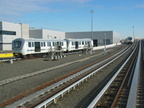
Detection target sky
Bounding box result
[0,0,144,39]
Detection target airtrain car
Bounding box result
[125,37,133,44]
[12,38,93,57]
[120,37,133,44]
[65,38,93,52]
[12,38,67,57]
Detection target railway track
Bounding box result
[0,43,133,106]
[126,40,144,108]
[88,40,144,108]
[1,43,134,108]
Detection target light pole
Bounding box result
[132,26,134,41]
[90,10,94,40]
[104,33,107,55]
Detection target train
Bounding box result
[125,37,133,44]
[12,38,93,58]
[120,37,133,44]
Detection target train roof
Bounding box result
[13,38,65,42]
[65,38,92,41]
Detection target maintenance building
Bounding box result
[66,31,120,47]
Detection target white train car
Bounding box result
[12,38,67,57]
[126,37,133,44]
[65,38,93,52]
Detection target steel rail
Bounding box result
[0,57,21,62]
[87,42,138,108]
[0,45,128,87]
[126,40,141,108]
[0,49,115,86]
[110,42,138,107]
[1,47,127,107]
[29,44,132,108]
[2,46,129,108]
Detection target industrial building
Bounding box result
[0,21,120,51]
[0,21,65,51]
[29,29,65,39]
[66,31,120,47]
[0,22,29,50]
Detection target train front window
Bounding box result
[14,41,21,48]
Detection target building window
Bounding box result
[0,30,16,35]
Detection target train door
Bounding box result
[75,41,78,49]
[93,39,98,47]
[35,42,41,52]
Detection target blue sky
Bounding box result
[0,0,144,39]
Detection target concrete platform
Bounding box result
[0,53,14,58]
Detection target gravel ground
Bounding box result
[0,45,127,104]
[48,46,132,108]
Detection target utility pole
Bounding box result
[104,33,107,55]
[90,10,94,40]
[132,26,135,41]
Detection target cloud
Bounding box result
[95,5,103,8]
[0,0,50,16]
[44,0,92,3]
[135,4,144,8]
[68,0,92,3]
[0,0,92,16]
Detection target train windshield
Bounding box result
[14,41,21,48]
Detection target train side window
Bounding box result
[47,42,51,46]
[72,41,75,45]
[59,42,62,46]
[88,41,90,45]
[57,42,59,46]
[53,42,56,46]
[78,41,81,45]
[41,42,43,47]
[85,41,88,45]
[58,42,63,46]
[82,41,84,45]
[32,42,34,47]
[43,42,46,47]
[28,42,31,47]
[61,42,63,46]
